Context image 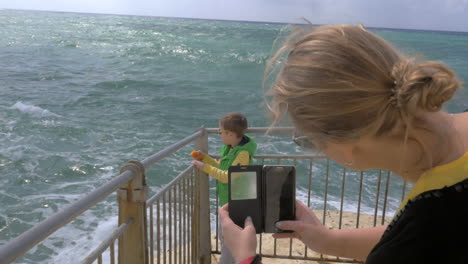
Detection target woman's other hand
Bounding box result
[273,200,332,254]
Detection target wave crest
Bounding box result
[12,101,59,118]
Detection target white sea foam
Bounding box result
[12,101,60,118]
[46,215,118,264]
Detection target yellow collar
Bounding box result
[396,152,468,214]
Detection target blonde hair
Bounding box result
[265,24,462,146]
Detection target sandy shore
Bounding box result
[210,210,392,264]
[156,210,392,263]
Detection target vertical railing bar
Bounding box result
[373,170,383,227]
[216,180,219,253]
[193,169,196,263]
[194,129,210,263]
[192,168,196,263]
[150,205,154,264]
[307,159,314,207]
[118,236,121,264]
[187,172,191,264]
[289,158,297,257]
[189,173,193,264]
[259,232,262,256]
[320,158,330,260]
[305,158,314,258]
[157,199,161,264]
[339,167,346,230]
[173,186,177,264]
[183,177,187,264]
[188,168,195,263]
[273,158,281,256]
[381,171,391,225]
[259,157,265,256]
[110,241,115,264]
[178,181,182,263]
[167,188,172,264]
[334,166,343,264]
[401,180,407,202]
[189,171,192,264]
[98,255,102,264]
[356,171,364,228]
[163,193,167,264]
[323,159,330,224]
[189,169,194,262]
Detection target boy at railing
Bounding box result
[191,112,257,264]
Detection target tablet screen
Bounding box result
[230,171,257,200]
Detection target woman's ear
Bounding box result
[336,142,357,167]
[343,144,355,163]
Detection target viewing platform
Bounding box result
[0,127,402,264]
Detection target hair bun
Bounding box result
[391,60,461,112]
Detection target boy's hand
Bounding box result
[191,150,205,161]
[192,160,205,170]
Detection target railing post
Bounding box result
[192,128,211,264]
[118,160,149,264]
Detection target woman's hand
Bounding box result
[191,160,205,170]
[219,204,257,263]
[273,200,332,254]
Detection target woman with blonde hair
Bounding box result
[220,24,468,264]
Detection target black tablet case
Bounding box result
[228,165,295,233]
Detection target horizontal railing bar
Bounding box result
[1,126,319,264]
[260,254,360,263]
[0,170,135,264]
[206,127,295,134]
[147,153,325,207]
[213,154,326,159]
[141,130,204,168]
[0,130,209,263]
[81,218,133,264]
[146,165,194,207]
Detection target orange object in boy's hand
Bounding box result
[191,150,204,161]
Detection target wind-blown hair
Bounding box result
[265,24,461,147]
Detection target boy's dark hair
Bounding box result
[220,113,248,138]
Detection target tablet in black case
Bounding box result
[228,165,296,233]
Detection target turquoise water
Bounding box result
[1,9,467,263]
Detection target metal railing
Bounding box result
[0,128,208,264]
[209,155,404,263]
[0,127,408,264]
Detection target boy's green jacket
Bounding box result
[217,135,256,206]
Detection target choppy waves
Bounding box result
[0,9,467,264]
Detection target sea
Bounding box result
[0,9,467,264]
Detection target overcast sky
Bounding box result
[1,0,467,32]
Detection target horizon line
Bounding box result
[3,8,468,34]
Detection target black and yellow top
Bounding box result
[367,152,468,264]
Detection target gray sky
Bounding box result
[1,0,468,32]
